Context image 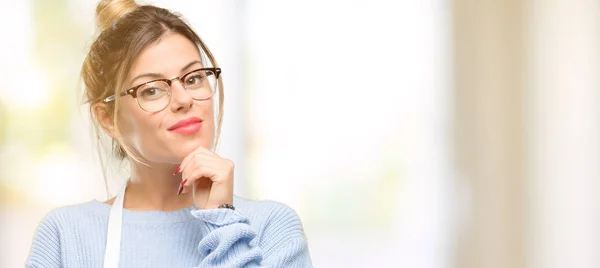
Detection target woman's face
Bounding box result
[117,32,215,164]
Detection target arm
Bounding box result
[173,147,311,267]
[191,204,311,268]
[25,213,62,268]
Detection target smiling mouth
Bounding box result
[168,117,203,134]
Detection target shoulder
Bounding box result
[35,200,106,232]
[29,201,106,248]
[27,201,100,267]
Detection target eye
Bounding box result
[185,73,205,87]
[139,86,167,99]
[140,87,158,96]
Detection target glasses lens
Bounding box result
[182,69,217,100]
[137,81,170,112]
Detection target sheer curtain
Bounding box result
[527,0,600,267]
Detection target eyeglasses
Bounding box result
[103,67,221,112]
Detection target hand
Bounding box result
[174,146,234,209]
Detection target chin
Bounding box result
[173,139,213,157]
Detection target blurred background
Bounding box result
[0,0,598,267]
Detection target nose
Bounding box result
[169,78,194,112]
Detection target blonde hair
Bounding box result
[80,0,224,196]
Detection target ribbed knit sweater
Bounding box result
[25,196,312,267]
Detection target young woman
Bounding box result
[25,1,311,267]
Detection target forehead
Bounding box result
[129,33,202,79]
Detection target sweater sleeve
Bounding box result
[25,212,62,268]
[190,203,312,268]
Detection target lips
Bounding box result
[168,117,203,134]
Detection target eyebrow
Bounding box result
[129,60,203,85]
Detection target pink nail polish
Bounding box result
[177,179,188,195]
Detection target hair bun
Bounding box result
[96,0,139,32]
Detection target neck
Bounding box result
[124,162,194,211]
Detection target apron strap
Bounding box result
[103,181,128,268]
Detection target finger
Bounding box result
[178,155,222,196]
[181,155,219,180]
[181,173,212,195]
[177,164,207,195]
[177,155,212,195]
[176,147,219,175]
[176,150,199,175]
[181,166,216,194]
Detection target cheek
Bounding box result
[118,101,142,132]
[202,101,216,133]
[117,102,161,148]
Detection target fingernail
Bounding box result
[173,165,181,175]
[177,179,188,195]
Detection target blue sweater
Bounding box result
[25,196,312,267]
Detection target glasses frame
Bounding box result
[102,67,221,112]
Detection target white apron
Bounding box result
[103,182,127,268]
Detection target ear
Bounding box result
[92,102,116,139]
